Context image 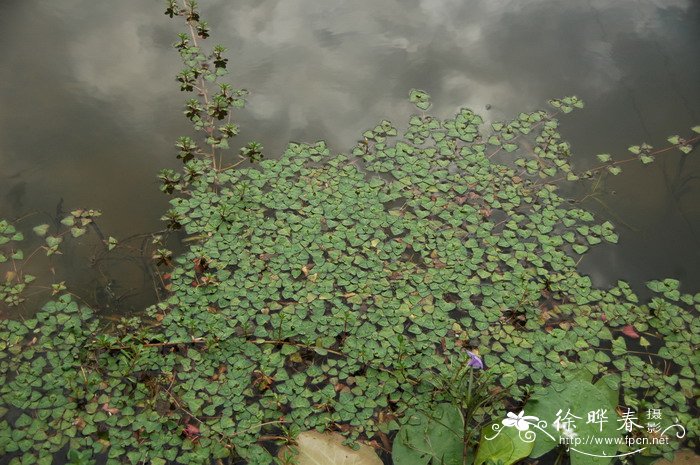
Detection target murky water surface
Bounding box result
[1,0,699,317]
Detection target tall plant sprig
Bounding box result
[160,0,262,197]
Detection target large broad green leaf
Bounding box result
[277,431,382,465]
[474,422,533,465]
[392,403,467,465]
[594,374,620,408]
[524,378,622,465]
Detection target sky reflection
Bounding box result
[0,0,698,314]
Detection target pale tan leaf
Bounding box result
[278,431,382,465]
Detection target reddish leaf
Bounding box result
[622,324,639,338]
[601,313,607,322]
[193,257,208,274]
[184,423,200,438]
[102,403,119,415]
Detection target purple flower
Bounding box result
[467,351,484,369]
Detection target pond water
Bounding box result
[1,0,699,318]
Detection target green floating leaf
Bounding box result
[475,422,534,465]
[409,89,431,111]
[611,337,626,356]
[572,244,588,254]
[46,236,63,248]
[51,282,67,295]
[33,224,50,236]
[604,232,619,244]
[107,236,118,251]
[596,154,611,163]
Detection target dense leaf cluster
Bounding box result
[4,95,697,465]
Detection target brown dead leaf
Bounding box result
[278,431,383,465]
[102,403,119,415]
